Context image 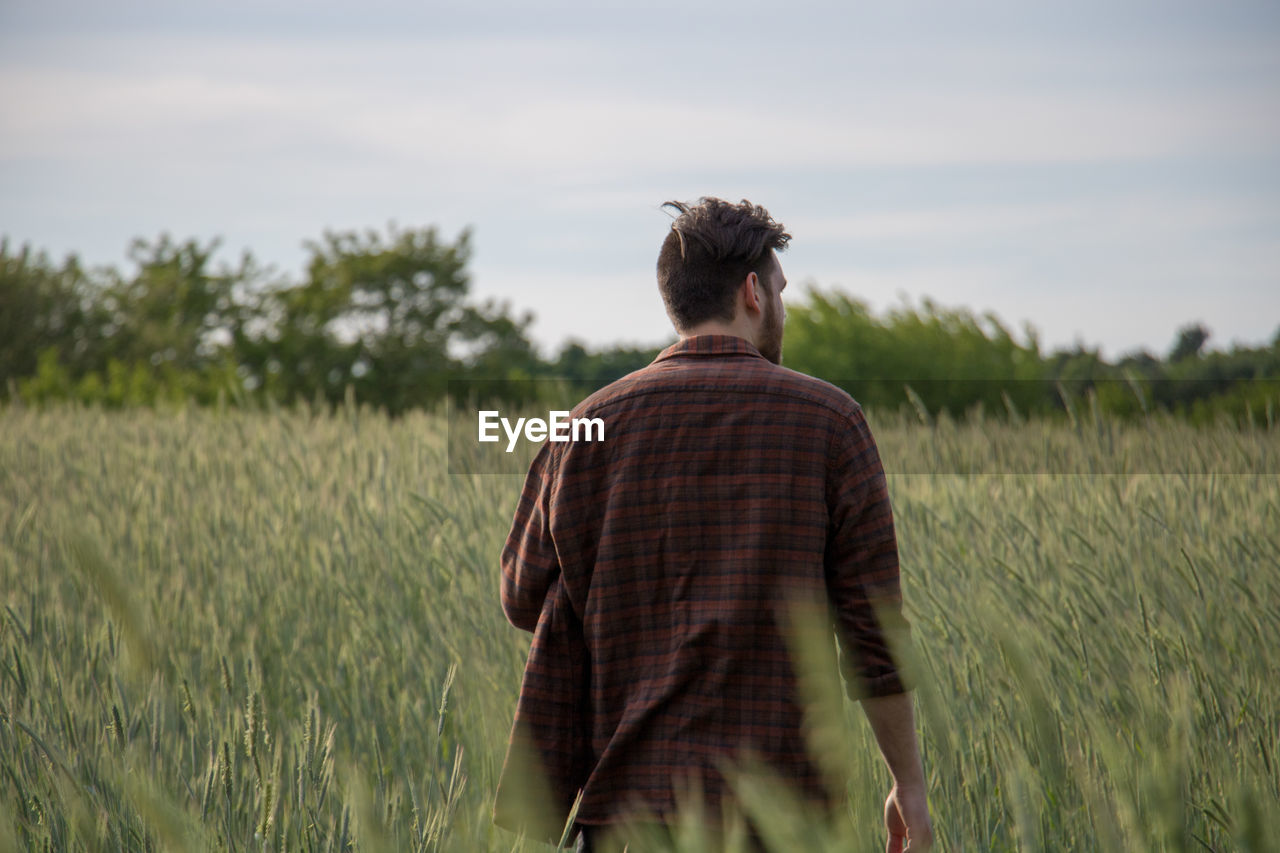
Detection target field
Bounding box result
[1,402,1277,851]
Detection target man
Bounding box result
[495,198,933,852]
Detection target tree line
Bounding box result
[3,225,1277,424]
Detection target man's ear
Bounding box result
[741,271,762,315]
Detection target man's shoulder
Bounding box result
[761,364,863,416]
[573,358,863,422]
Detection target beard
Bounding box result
[759,293,784,365]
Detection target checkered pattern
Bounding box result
[494,335,909,834]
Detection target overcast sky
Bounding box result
[2,0,1278,359]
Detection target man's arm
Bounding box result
[824,403,909,696]
[861,692,933,851]
[824,404,933,849]
[861,692,925,789]
[501,442,561,631]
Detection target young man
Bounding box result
[495,198,934,852]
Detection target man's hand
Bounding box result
[884,783,933,852]
[859,692,933,851]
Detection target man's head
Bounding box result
[657,197,791,363]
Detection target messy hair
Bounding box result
[656,197,791,331]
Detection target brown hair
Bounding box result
[656,197,791,331]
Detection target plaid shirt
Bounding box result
[494,334,909,836]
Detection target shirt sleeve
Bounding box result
[501,441,562,632]
[824,403,912,698]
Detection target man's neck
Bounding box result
[680,319,757,347]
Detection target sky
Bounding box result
[2,0,1278,360]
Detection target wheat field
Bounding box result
[1,402,1277,851]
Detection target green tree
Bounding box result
[240,224,539,413]
[549,340,666,389]
[0,241,104,394]
[95,235,244,372]
[1168,323,1210,363]
[782,288,1045,417]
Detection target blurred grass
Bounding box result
[1,401,1277,851]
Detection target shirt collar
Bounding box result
[652,334,766,364]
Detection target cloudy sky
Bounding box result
[2,0,1278,359]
